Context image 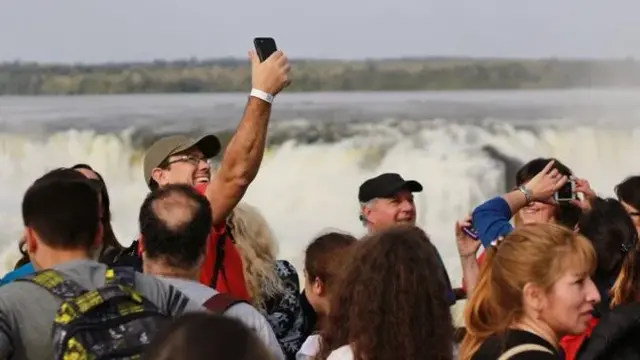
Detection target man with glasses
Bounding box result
[119,49,291,301]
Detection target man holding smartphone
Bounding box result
[116,48,291,301]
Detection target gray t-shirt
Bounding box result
[160,276,285,360]
[0,260,205,360]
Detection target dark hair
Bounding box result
[71,164,123,256]
[148,158,173,191]
[318,225,454,360]
[14,238,30,269]
[142,313,274,360]
[149,179,160,191]
[615,176,640,211]
[22,168,101,250]
[305,232,357,296]
[139,184,212,269]
[516,157,581,228]
[579,198,638,279]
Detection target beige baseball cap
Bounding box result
[143,134,221,189]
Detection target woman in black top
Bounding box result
[459,223,600,360]
[472,329,559,359]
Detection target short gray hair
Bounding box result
[359,200,376,227]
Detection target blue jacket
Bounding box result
[0,263,34,286]
[471,196,514,249]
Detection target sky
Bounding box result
[1,0,639,63]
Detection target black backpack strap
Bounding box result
[16,269,86,301]
[210,232,226,289]
[202,293,245,313]
[110,240,143,272]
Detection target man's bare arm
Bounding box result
[206,50,290,226]
[206,98,271,225]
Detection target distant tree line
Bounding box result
[1,57,639,95]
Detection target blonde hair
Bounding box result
[227,203,283,310]
[459,223,596,360]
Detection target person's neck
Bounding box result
[33,249,92,270]
[512,317,559,349]
[144,261,199,282]
[315,313,328,332]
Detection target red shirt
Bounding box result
[193,183,249,301]
[197,222,250,300]
[559,317,598,360]
[139,183,250,301]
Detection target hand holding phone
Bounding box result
[250,37,290,96]
[253,37,278,63]
[456,217,482,258]
[554,179,577,202]
[462,227,480,241]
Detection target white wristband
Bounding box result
[250,88,274,104]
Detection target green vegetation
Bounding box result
[1,57,639,95]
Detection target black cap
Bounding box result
[358,173,423,203]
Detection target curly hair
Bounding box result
[227,202,283,310]
[318,225,454,360]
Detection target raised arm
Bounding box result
[206,50,291,226]
[456,216,482,295]
[472,160,568,247]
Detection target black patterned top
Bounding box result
[263,260,306,360]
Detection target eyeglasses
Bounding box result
[629,211,640,217]
[165,155,212,167]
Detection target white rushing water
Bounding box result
[0,90,639,295]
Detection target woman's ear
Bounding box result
[522,282,545,315]
[312,277,325,297]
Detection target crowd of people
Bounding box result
[1,49,640,360]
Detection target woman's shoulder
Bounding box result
[296,334,321,360]
[327,345,354,360]
[472,330,559,360]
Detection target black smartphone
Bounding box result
[253,37,278,62]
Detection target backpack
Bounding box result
[202,292,247,313]
[17,267,169,360]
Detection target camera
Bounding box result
[554,179,576,202]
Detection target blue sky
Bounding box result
[1,0,639,62]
